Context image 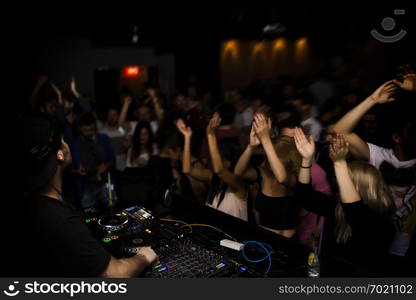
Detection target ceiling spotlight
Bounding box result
[263,23,286,34]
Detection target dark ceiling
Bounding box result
[22,5,414,52]
[12,5,414,98]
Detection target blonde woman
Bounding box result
[295,129,395,274]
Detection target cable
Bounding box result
[242,241,272,274]
[162,220,271,274]
[241,241,273,275]
[183,224,237,241]
[160,219,237,241]
[160,218,193,233]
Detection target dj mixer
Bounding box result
[84,206,307,278]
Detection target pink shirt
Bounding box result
[295,162,331,246]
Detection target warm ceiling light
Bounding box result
[224,40,238,56]
[124,66,140,77]
[222,40,239,60]
[254,42,265,53]
[296,37,308,48]
[225,40,237,51]
[273,38,286,51]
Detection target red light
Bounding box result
[124,66,140,77]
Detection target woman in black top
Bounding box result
[235,113,302,237]
[294,128,395,274]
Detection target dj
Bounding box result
[22,115,158,277]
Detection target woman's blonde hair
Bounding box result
[268,136,302,190]
[335,160,394,244]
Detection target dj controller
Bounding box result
[84,206,308,278]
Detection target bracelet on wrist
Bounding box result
[301,165,312,168]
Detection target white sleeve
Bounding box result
[129,121,138,136]
[150,121,159,135]
[367,142,387,169]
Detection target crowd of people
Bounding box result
[21,63,416,277]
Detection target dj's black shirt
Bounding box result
[24,195,111,277]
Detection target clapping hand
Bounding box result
[329,134,349,162]
[294,127,315,161]
[252,113,272,141]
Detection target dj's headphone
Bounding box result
[27,119,62,162]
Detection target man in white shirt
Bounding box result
[331,72,416,269]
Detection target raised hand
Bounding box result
[50,82,62,103]
[249,123,260,147]
[122,95,133,106]
[369,81,398,104]
[175,119,192,137]
[294,127,315,161]
[329,134,349,162]
[70,76,81,98]
[70,77,76,93]
[393,64,416,92]
[253,113,271,141]
[207,112,222,135]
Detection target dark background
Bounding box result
[11,5,416,108]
